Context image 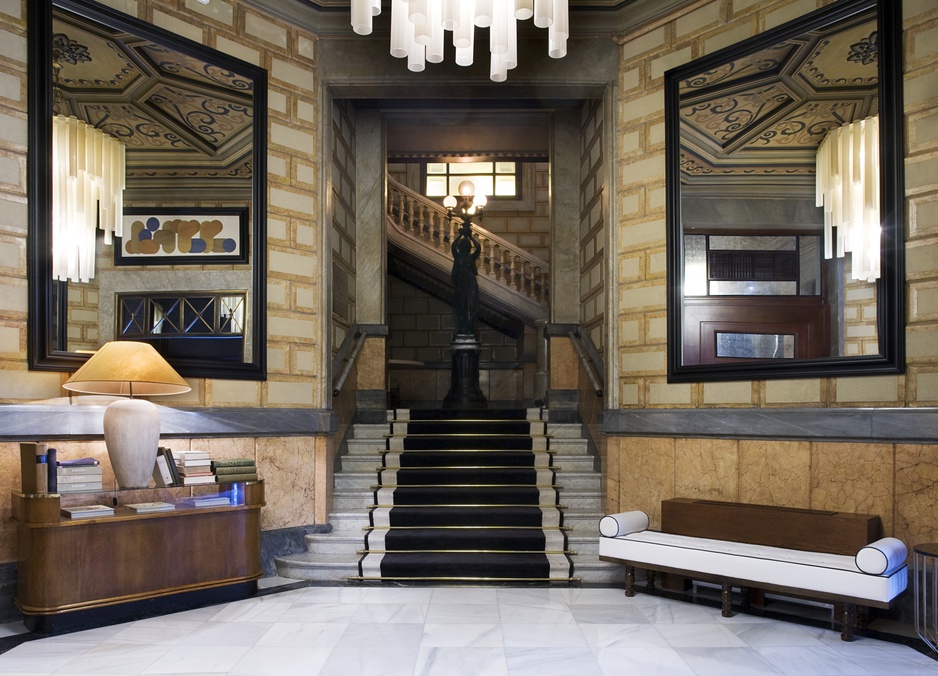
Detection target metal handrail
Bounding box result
[332,327,369,397]
[569,329,604,398]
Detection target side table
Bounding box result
[913,543,938,652]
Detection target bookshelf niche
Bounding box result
[12,459,265,633]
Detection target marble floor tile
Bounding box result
[421,622,503,648]
[676,647,782,675]
[0,583,932,675]
[415,647,509,676]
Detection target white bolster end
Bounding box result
[599,511,649,538]
[855,537,908,575]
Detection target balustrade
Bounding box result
[387,175,549,307]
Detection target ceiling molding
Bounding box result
[240,0,698,37]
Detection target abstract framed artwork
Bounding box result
[115,207,249,266]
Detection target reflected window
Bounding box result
[684,234,821,298]
[716,332,796,359]
[425,160,519,198]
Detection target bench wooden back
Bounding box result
[661,498,882,556]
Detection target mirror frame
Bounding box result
[27,0,268,380]
[665,0,904,383]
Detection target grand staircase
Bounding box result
[275,409,620,585]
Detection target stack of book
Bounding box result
[56,458,103,493]
[212,458,258,483]
[173,451,216,485]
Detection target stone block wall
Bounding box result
[605,0,938,549]
[0,0,327,410]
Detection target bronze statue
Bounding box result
[451,221,481,337]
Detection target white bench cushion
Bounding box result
[599,530,907,605]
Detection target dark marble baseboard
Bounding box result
[0,406,338,442]
[602,407,938,444]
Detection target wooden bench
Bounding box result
[598,500,908,640]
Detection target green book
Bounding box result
[214,464,257,476]
[215,473,258,483]
[211,458,256,469]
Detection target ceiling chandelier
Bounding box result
[350,0,569,82]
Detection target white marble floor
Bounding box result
[0,583,934,675]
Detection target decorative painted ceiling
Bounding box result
[52,9,255,195]
[679,8,878,189]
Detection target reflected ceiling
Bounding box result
[679,11,878,187]
[52,9,254,195]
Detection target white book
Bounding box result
[183,496,230,508]
[175,451,210,461]
[125,502,175,513]
[61,504,114,519]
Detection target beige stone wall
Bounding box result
[606,0,938,546]
[0,0,330,562]
[614,0,938,409]
[331,99,357,355]
[0,0,326,409]
[580,99,606,352]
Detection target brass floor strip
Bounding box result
[369,503,567,509]
[378,466,562,471]
[358,549,576,555]
[372,484,564,490]
[349,576,581,583]
[365,525,572,531]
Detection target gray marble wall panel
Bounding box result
[602,408,938,444]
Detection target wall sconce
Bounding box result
[63,341,191,488]
[816,115,881,282]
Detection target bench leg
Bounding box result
[624,565,635,597]
[841,603,856,642]
[721,582,733,617]
[647,570,657,591]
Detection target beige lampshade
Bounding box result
[63,341,191,397]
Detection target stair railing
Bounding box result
[387,175,550,307]
[569,328,604,398]
[332,325,370,397]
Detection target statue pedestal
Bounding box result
[443,336,487,409]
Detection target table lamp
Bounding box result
[63,341,191,488]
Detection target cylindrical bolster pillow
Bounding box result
[855,537,908,575]
[599,511,649,538]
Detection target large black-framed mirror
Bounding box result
[665,0,904,382]
[28,0,267,380]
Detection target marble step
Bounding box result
[275,552,360,582]
[556,491,602,510]
[332,491,376,510]
[304,533,365,556]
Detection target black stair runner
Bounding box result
[356,408,574,583]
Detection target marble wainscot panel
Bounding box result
[895,443,938,549]
[738,439,811,508]
[674,438,739,503]
[615,436,675,529]
[255,436,317,531]
[811,442,895,533]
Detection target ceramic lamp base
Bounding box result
[103,398,161,488]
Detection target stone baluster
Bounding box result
[510,255,520,291]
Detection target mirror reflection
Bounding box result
[30,0,267,379]
[666,0,903,381]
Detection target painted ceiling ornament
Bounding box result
[848,31,878,66]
